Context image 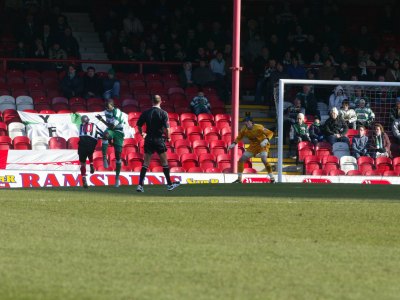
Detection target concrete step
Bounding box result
[80,47,105,53]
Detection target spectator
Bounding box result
[191,60,214,88]
[83,66,103,99]
[61,27,80,58]
[48,42,67,72]
[190,92,211,115]
[123,12,144,36]
[254,58,276,104]
[385,59,400,82]
[339,100,357,129]
[12,41,29,70]
[40,24,56,53]
[352,126,369,159]
[179,62,194,89]
[103,69,120,100]
[389,97,400,123]
[289,113,310,159]
[392,118,400,143]
[60,64,84,98]
[32,38,47,71]
[350,86,370,109]
[370,123,391,158]
[309,115,324,145]
[317,58,336,80]
[209,52,226,79]
[355,99,375,128]
[286,57,306,79]
[296,84,318,116]
[284,98,305,144]
[329,85,348,111]
[336,62,352,81]
[324,107,349,145]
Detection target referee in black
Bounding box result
[136,95,180,192]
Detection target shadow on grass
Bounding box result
[11,183,400,201]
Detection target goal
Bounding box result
[276,79,400,182]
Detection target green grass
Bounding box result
[1,184,400,300]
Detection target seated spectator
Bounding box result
[309,115,325,145]
[286,57,306,79]
[339,100,357,129]
[370,123,391,158]
[324,107,349,145]
[389,97,400,123]
[329,85,348,111]
[296,84,318,116]
[48,42,67,72]
[192,59,215,87]
[317,58,336,80]
[349,86,370,109]
[179,62,194,89]
[355,99,375,128]
[83,66,103,99]
[60,64,83,98]
[190,92,211,115]
[392,118,400,143]
[352,126,369,159]
[103,69,120,100]
[284,98,305,144]
[385,59,400,82]
[209,52,226,80]
[289,113,310,159]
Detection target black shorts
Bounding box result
[78,139,97,163]
[144,137,167,155]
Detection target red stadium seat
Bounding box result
[181,153,198,170]
[363,170,383,176]
[0,122,7,136]
[304,155,321,175]
[67,137,80,149]
[49,137,67,149]
[215,113,231,125]
[210,140,227,156]
[180,113,197,127]
[328,169,346,176]
[185,126,203,142]
[151,166,165,172]
[2,109,21,124]
[0,136,12,149]
[123,138,139,153]
[167,153,181,167]
[198,153,216,169]
[127,152,143,170]
[170,167,186,173]
[192,140,209,155]
[187,167,204,173]
[298,141,314,162]
[216,154,232,170]
[197,113,214,126]
[312,169,327,176]
[13,136,31,150]
[375,157,393,172]
[203,126,220,142]
[383,170,399,176]
[174,139,191,154]
[205,167,222,173]
[243,167,257,173]
[315,142,332,158]
[168,87,184,95]
[357,156,375,174]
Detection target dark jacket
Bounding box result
[83,75,103,97]
[60,74,83,98]
[309,123,324,140]
[324,116,348,136]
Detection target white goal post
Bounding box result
[277,79,400,183]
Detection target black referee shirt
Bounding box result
[136,107,169,139]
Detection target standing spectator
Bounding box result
[329,85,348,111]
[352,126,369,159]
[190,92,211,115]
[123,12,144,36]
[309,115,325,145]
[254,58,276,104]
[48,42,67,72]
[192,60,215,88]
[61,27,80,58]
[32,38,47,71]
[12,41,29,70]
[103,69,120,100]
[296,84,318,116]
[355,99,375,128]
[370,123,391,158]
[389,97,400,123]
[284,98,305,144]
[40,24,56,53]
[339,100,357,129]
[288,113,310,159]
[83,66,103,99]
[178,62,194,89]
[392,118,400,143]
[385,59,400,82]
[324,107,349,145]
[60,64,84,98]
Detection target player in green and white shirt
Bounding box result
[355,98,375,128]
[97,99,125,187]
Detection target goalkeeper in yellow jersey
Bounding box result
[228,116,275,183]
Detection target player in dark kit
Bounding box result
[78,115,104,188]
[136,95,180,192]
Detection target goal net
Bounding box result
[276,79,400,182]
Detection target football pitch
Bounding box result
[1,184,400,300]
